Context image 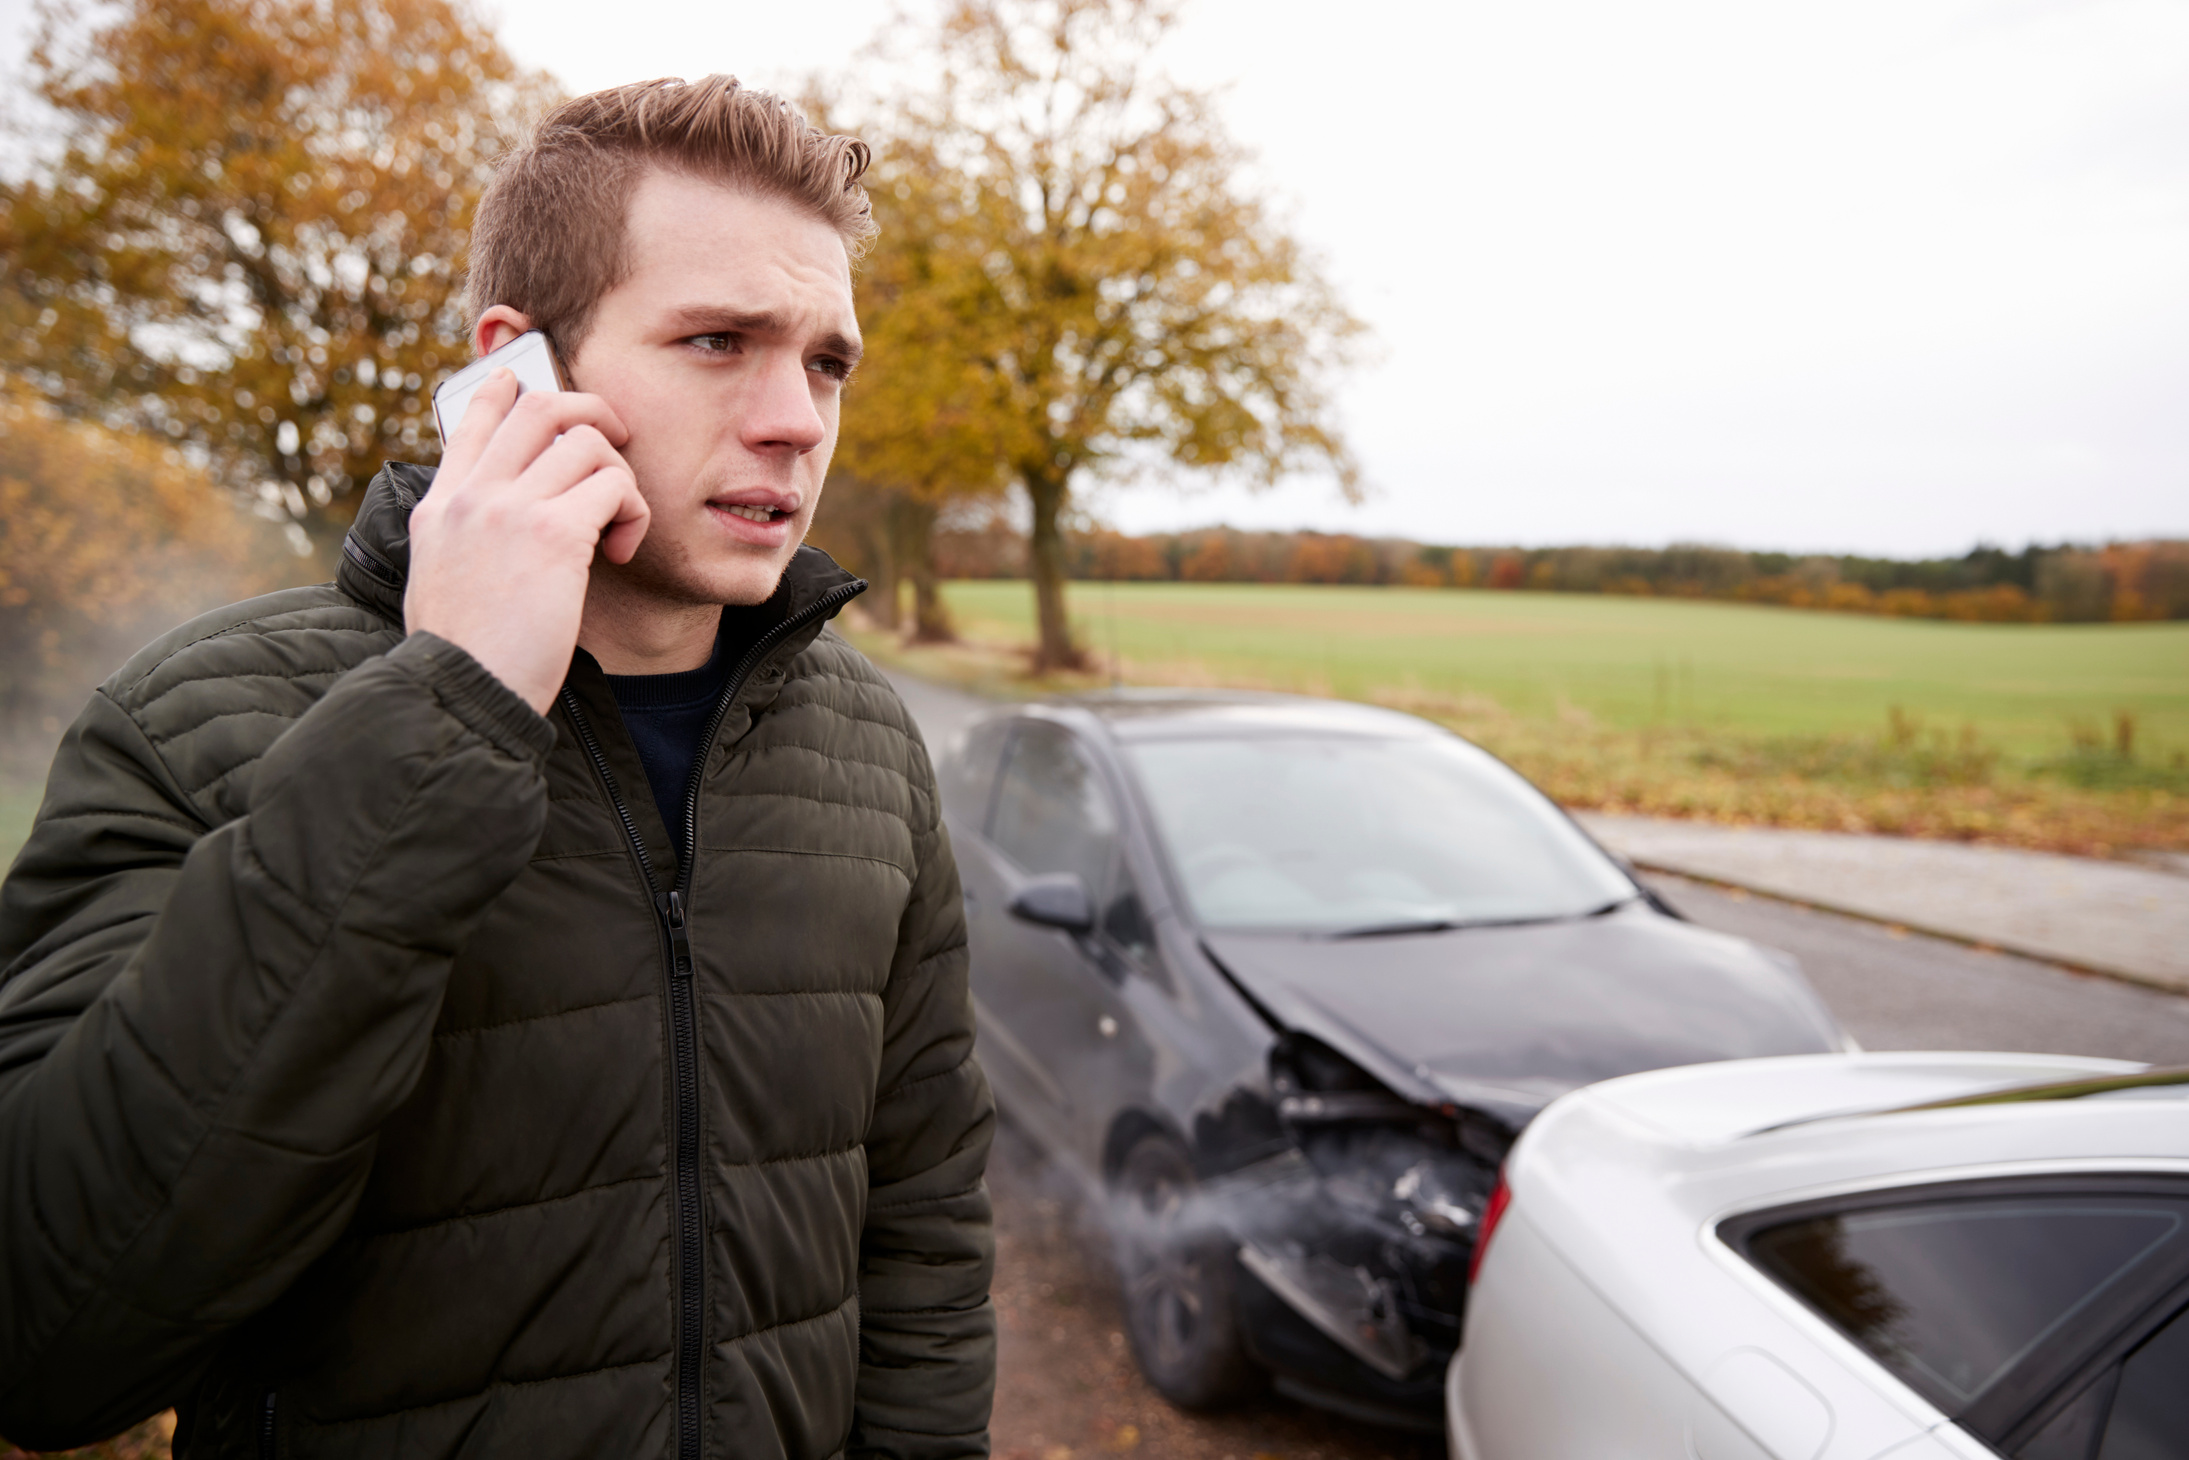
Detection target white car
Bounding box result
[1448,1052,2189,1460]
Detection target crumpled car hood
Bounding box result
[1204,905,1847,1126]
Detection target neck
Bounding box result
[578,574,722,676]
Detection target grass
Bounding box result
[849,581,2189,858]
[926,580,2189,752]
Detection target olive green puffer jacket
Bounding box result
[0,462,995,1459]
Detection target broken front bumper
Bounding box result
[1208,1145,1485,1417]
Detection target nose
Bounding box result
[740,351,827,456]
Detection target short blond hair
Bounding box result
[466,76,875,358]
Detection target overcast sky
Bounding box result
[6,0,2186,554]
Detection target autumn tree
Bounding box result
[813,88,1036,642]
[1,0,552,560]
[861,0,1362,669]
[808,472,971,640]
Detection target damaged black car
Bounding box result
[939,692,1851,1430]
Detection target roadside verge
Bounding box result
[1580,814,2189,996]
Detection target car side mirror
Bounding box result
[1008,873,1095,934]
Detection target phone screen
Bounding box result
[431,331,570,446]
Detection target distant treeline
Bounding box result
[929,525,2189,623]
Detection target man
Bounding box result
[0,76,995,1459]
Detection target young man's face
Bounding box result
[554,171,861,607]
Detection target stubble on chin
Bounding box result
[601,507,797,609]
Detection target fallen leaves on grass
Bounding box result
[1468,717,2189,858]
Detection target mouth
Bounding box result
[704,494,800,546]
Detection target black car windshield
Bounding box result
[1123,732,1636,934]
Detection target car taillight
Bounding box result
[1468,1170,1512,1286]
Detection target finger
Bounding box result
[511,424,631,501]
[470,390,633,486]
[554,466,651,564]
[435,368,522,483]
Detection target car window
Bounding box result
[1122,732,1632,933]
[2097,1299,2189,1459]
[940,719,1012,827]
[988,723,1117,895]
[1744,1195,2185,1410]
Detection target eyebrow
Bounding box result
[668,305,864,366]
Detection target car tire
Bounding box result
[1112,1131,1266,1410]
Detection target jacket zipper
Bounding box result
[259,1391,275,1460]
[558,578,862,1460]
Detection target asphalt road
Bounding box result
[888,670,2189,1457]
[1649,870,2189,1066]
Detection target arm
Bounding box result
[0,355,644,1450]
[0,633,552,1448]
[851,776,998,1460]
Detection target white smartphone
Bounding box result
[431,330,572,446]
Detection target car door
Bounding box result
[977,719,1157,1171]
[939,717,1070,1137]
[1062,846,1166,1162]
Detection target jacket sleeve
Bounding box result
[850,742,997,1460]
[0,632,553,1450]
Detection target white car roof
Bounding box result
[1514,1053,2189,1296]
[1573,1050,2145,1147]
[1526,1053,2189,1217]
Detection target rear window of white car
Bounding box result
[1736,1189,2189,1411]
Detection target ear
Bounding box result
[474,305,534,358]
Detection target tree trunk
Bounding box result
[1023,470,1080,671]
[863,518,903,632]
[813,473,900,628]
[856,483,902,630]
[892,494,954,643]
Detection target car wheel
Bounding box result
[1112,1131,1266,1409]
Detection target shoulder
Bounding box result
[99,585,403,821]
[764,628,946,831]
[788,628,928,755]
[105,584,399,715]
[106,586,400,717]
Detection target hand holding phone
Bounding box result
[405,336,648,713]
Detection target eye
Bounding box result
[684,332,739,354]
[809,354,855,384]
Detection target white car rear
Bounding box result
[1449,1052,2189,1460]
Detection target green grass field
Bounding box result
[847,580,2187,854]
[931,580,2189,761]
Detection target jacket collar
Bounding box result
[337,461,433,622]
[337,460,866,644]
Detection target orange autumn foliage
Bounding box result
[3,0,553,560]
